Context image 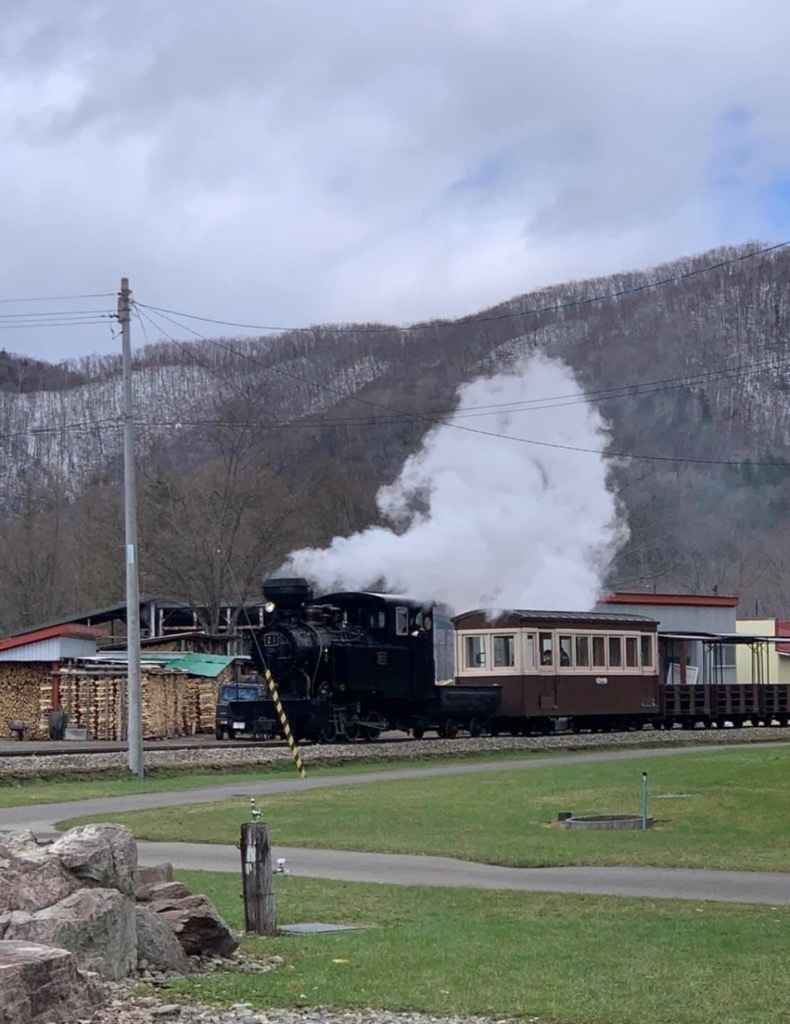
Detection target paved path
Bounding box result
[139,840,790,906]
[3,742,789,906]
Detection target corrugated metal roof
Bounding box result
[168,653,237,678]
[604,592,739,608]
[0,624,102,652]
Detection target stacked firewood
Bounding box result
[1,664,222,741]
[0,663,50,740]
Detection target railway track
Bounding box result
[1,725,788,776]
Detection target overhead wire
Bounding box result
[0,292,115,304]
[135,239,790,337]
[134,302,790,468]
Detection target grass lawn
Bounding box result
[0,748,559,808]
[164,870,790,1024]
[62,746,790,871]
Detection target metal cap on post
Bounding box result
[119,277,143,777]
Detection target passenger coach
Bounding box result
[453,610,661,733]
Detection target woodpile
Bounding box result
[55,670,220,740]
[1,661,227,741]
[0,664,51,740]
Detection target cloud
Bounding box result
[2,0,790,360]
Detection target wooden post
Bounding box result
[240,822,277,935]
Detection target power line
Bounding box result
[134,303,790,469]
[135,239,790,337]
[0,309,115,320]
[0,293,116,304]
[0,319,114,330]
[139,294,790,420]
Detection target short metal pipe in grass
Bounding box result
[641,772,648,831]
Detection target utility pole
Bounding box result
[119,278,144,777]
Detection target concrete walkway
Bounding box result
[139,839,790,906]
[3,742,789,906]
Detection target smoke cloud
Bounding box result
[284,353,628,612]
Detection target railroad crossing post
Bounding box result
[240,821,277,935]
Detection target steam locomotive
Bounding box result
[224,576,500,742]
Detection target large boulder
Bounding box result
[0,941,103,1024]
[0,888,137,980]
[0,833,78,914]
[150,893,239,957]
[50,824,137,897]
[135,906,191,974]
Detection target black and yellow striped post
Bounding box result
[261,666,306,779]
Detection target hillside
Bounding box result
[0,242,789,633]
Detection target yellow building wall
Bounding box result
[735,619,790,684]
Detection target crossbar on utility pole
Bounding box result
[119,277,144,777]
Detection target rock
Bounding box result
[141,881,192,903]
[135,906,191,975]
[136,863,175,898]
[50,825,137,897]
[150,893,238,957]
[0,833,78,914]
[138,863,175,886]
[0,888,137,980]
[0,941,103,1024]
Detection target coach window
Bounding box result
[465,635,487,668]
[524,633,536,670]
[395,606,409,636]
[625,636,638,668]
[539,632,554,666]
[640,635,654,667]
[559,635,572,667]
[575,635,590,668]
[608,636,622,668]
[493,635,516,668]
[592,635,606,667]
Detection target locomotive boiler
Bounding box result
[227,576,500,742]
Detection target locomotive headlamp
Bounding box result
[264,601,276,613]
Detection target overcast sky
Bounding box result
[3,0,790,362]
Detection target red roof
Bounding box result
[777,620,790,656]
[604,592,739,609]
[0,623,102,653]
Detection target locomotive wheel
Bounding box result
[468,718,484,738]
[439,719,459,739]
[214,726,224,741]
[318,721,338,744]
[412,727,425,740]
[363,711,385,741]
[344,722,361,742]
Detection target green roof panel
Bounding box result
[168,653,237,678]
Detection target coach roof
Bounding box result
[453,609,658,629]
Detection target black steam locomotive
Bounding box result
[224,577,499,742]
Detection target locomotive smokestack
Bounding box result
[262,576,313,613]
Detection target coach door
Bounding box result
[537,631,559,710]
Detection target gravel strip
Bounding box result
[2,727,788,778]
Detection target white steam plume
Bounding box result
[283,353,628,611]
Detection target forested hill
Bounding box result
[1,242,788,634]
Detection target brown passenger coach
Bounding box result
[453,610,660,733]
